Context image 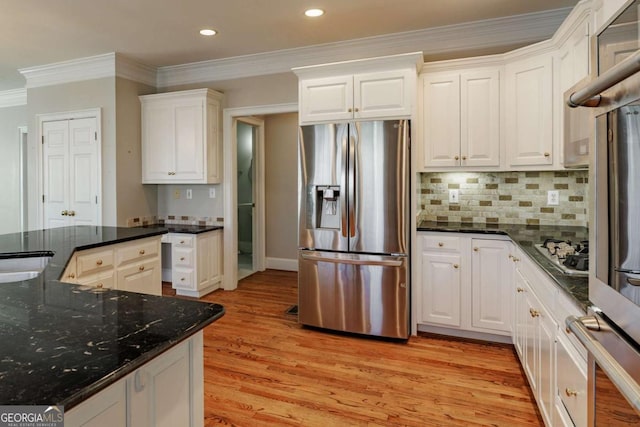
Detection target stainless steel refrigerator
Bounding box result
[297,119,410,339]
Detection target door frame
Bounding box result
[235,115,265,279]
[222,103,298,290]
[37,108,102,229]
[18,126,28,231]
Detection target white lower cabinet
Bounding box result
[417,232,512,337]
[61,236,162,296]
[65,331,204,427]
[167,230,223,298]
[510,248,587,427]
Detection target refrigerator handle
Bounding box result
[340,126,348,237]
[348,124,357,238]
[300,251,404,267]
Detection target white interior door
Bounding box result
[43,121,70,229]
[42,116,99,229]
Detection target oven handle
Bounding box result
[566,315,640,413]
[567,50,640,108]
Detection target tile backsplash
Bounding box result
[418,171,589,227]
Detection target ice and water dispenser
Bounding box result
[306,185,341,230]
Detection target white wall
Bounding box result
[157,184,224,220]
[0,104,27,234]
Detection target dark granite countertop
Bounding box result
[0,226,224,409]
[417,221,590,311]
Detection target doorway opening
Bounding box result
[236,119,261,279]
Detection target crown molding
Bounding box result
[0,88,27,108]
[19,52,158,89]
[292,52,423,79]
[157,7,572,88]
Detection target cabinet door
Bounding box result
[505,54,554,166]
[354,70,412,119]
[419,252,461,327]
[129,333,203,427]
[559,15,590,91]
[142,103,175,182]
[470,239,511,333]
[422,73,461,168]
[65,380,126,427]
[116,259,161,296]
[196,233,212,290]
[537,300,557,427]
[173,100,205,181]
[461,70,500,167]
[299,75,354,123]
[513,269,528,360]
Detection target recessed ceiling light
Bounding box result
[199,29,217,36]
[305,8,325,17]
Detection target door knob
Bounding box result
[68,210,76,217]
[61,210,68,216]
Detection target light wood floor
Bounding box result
[168,270,542,426]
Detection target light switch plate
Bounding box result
[173,189,180,200]
[209,188,216,198]
[186,189,192,200]
[547,190,559,206]
[449,189,459,204]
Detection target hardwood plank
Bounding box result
[166,270,542,426]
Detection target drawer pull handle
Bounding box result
[516,287,525,293]
[69,273,75,279]
[438,242,444,247]
[139,249,145,255]
[565,388,578,397]
[529,308,540,318]
[473,247,479,252]
[180,257,185,261]
[544,152,550,157]
[139,266,145,271]
[180,240,185,244]
[453,264,459,269]
[96,259,103,266]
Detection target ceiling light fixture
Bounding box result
[199,29,217,36]
[304,8,325,17]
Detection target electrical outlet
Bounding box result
[173,189,180,200]
[209,188,216,198]
[547,190,559,206]
[449,189,459,204]
[186,189,192,200]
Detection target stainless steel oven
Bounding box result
[565,0,640,424]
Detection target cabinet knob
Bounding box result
[68,210,76,217]
[348,108,353,113]
[61,210,68,216]
[139,249,145,255]
[438,242,444,247]
[508,254,513,259]
[96,259,103,266]
[97,283,104,289]
[513,257,520,263]
[180,257,185,261]
[181,277,185,281]
[462,156,467,161]
[68,273,75,279]
[529,308,540,318]
[517,287,525,293]
[544,152,550,157]
[354,107,359,112]
[453,264,459,269]
[139,265,145,271]
[167,171,176,176]
[454,155,460,161]
[565,388,578,398]
[473,247,479,252]
[180,240,185,244]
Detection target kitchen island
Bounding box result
[0,226,224,424]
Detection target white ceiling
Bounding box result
[0,0,580,91]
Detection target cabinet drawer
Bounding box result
[172,268,194,290]
[173,248,194,267]
[557,334,587,427]
[172,235,195,248]
[80,273,115,290]
[77,249,114,278]
[422,234,461,252]
[117,239,159,266]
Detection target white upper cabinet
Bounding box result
[421,68,500,170]
[505,54,554,167]
[294,52,422,125]
[141,89,223,184]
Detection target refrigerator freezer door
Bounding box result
[298,250,408,339]
[298,124,349,251]
[350,120,409,255]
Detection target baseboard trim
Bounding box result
[266,257,298,272]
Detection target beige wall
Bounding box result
[0,104,27,234]
[115,77,157,225]
[27,77,117,228]
[264,112,298,261]
[165,72,298,108]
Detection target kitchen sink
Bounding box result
[0,256,51,283]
